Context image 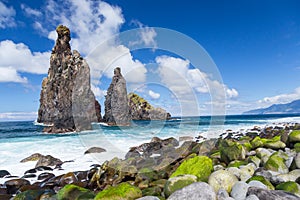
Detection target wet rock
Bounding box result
[0,170,10,178]
[36,155,63,168]
[38,172,55,181]
[247,186,300,200]
[4,178,30,194]
[22,174,36,178]
[219,139,246,164]
[20,153,43,163]
[59,172,78,186]
[142,186,161,197]
[84,147,106,154]
[57,184,95,200]
[103,67,130,126]
[167,182,216,200]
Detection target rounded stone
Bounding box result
[248,180,268,189]
[208,169,238,193]
[230,181,250,200]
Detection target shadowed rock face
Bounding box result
[37,25,101,133]
[103,67,130,126]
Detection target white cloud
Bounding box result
[0,112,37,121]
[156,55,238,100]
[0,1,16,28]
[0,40,50,75]
[0,67,27,83]
[91,84,107,99]
[21,4,42,17]
[149,90,160,99]
[257,87,300,108]
[130,20,157,47]
[40,0,147,83]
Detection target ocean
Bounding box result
[1,114,300,184]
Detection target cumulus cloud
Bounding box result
[156,55,238,100]
[149,90,160,99]
[0,1,16,28]
[91,84,107,99]
[130,20,157,47]
[41,0,147,83]
[0,40,50,75]
[0,67,27,83]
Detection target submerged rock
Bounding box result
[103,67,130,126]
[37,25,101,133]
[84,147,106,154]
[35,155,62,168]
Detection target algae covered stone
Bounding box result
[265,152,289,174]
[56,184,95,200]
[164,174,197,197]
[246,175,274,190]
[289,130,300,143]
[170,156,213,181]
[219,139,246,164]
[94,182,142,200]
[208,169,238,193]
[275,181,300,196]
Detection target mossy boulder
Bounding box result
[94,182,142,200]
[142,186,162,197]
[164,174,197,197]
[294,143,300,153]
[290,130,300,143]
[251,136,286,150]
[246,175,274,190]
[208,170,238,193]
[275,181,300,196]
[219,139,246,164]
[265,152,289,174]
[14,190,46,200]
[56,184,95,200]
[170,156,213,181]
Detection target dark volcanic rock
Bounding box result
[35,155,63,168]
[4,178,30,194]
[0,170,10,178]
[37,25,101,133]
[84,147,106,154]
[128,93,171,120]
[103,67,130,126]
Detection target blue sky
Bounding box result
[0,0,300,120]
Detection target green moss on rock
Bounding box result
[14,190,46,200]
[219,139,246,164]
[295,143,300,153]
[57,184,95,200]
[276,181,299,196]
[246,175,274,190]
[265,152,289,174]
[251,136,285,150]
[170,156,213,181]
[164,174,197,197]
[94,182,142,200]
[289,130,300,143]
[228,160,248,168]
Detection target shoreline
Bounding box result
[2,120,300,199]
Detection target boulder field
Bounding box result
[2,123,300,199]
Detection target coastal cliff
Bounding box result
[103,67,130,126]
[128,93,171,120]
[37,25,101,133]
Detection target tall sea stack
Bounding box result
[37,25,101,133]
[103,67,130,126]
